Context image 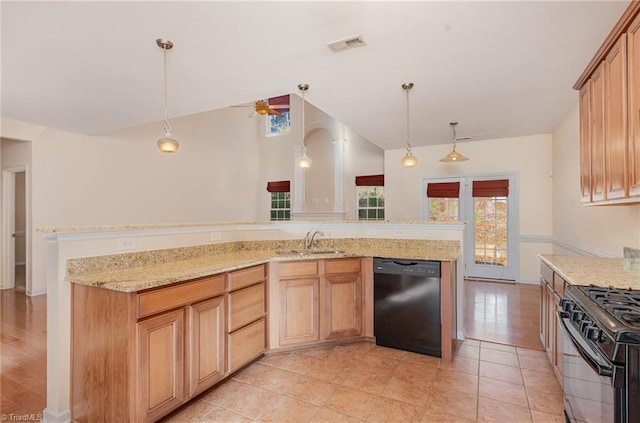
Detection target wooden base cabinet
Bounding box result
[270,258,363,349]
[71,265,267,423]
[539,261,567,387]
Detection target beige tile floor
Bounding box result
[162,340,564,423]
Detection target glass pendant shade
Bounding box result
[157,133,179,153]
[401,150,418,167]
[440,149,468,162]
[298,153,312,168]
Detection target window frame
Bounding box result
[356,186,385,221]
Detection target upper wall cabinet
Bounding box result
[576,2,640,205]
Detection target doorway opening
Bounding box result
[2,165,30,293]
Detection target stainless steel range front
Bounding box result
[559,285,640,423]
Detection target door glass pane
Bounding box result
[429,198,459,222]
[474,196,508,266]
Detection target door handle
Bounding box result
[11,233,15,238]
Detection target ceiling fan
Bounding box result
[232,99,290,118]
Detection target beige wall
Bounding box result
[552,103,640,257]
[384,133,554,282]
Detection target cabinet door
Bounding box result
[591,62,607,202]
[580,82,593,202]
[188,296,225,397]
[540,279,548,349]
[628,14,640,197]
[605,35,629,200]
[136,309,185,423]
[323,274,362,340]
[279,277,320,346]
[554,292,564,387]
[546,283,555,364]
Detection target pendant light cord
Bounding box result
[301,86,306,154]
[162,46,171,135]
[405,86,412,151]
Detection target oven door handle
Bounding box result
[557,311,614,377]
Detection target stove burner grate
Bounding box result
[580,285,640,329]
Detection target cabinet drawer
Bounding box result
[228,318,265,372]
[278,261,318,278]
[228,265,265,291]
[554,273,567,296]
[228,282,265,332]
[137,275,224,319]
[325,258,360,274]
[540,262,553,285]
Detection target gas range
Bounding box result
[560,284,640,423]
[562,285,640,363]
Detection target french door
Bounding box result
[422,173,519,281]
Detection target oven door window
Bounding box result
[561,316,615,423]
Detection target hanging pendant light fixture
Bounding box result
[440,121,470,162]
[401,82,418,168]
[156,39,179,153]
[297,83,312,168]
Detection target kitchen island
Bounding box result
[52,222,464,423]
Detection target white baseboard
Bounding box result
[42,408,70,423]
[27,288,47,296]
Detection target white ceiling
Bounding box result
[1,1,629,150]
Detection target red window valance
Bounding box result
[266,180,290,192]
[427,182,460,198]
[268,95,289,113]
[472,179,509,197]
[355,174,384,186]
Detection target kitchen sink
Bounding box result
[276,249,346,256]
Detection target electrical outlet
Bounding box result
[117,238,136,250]
[394,229,405,237]
[425,231,435,239]
[210,232,222,241]
[366,229,378,237]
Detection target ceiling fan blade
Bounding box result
[247,110,257,118]
[268,109,286,118]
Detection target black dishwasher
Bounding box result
[373,257,441,357]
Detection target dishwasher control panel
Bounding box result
[373,258,440,278]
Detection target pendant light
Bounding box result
[297,83,312,168]
[401,82,418,168]
[156,39,179,153]
[440,121,470,162]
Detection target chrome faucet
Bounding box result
[304,230,324,250]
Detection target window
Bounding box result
[356,175,385,221]
[266,181,291,221]
[427,181,460,222]
[266,95,290,136]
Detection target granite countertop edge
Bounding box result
[68,245,460,293]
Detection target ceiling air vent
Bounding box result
[327,35,366,53]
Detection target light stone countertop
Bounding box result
[540,254,640,290]
[67,239,461,292]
